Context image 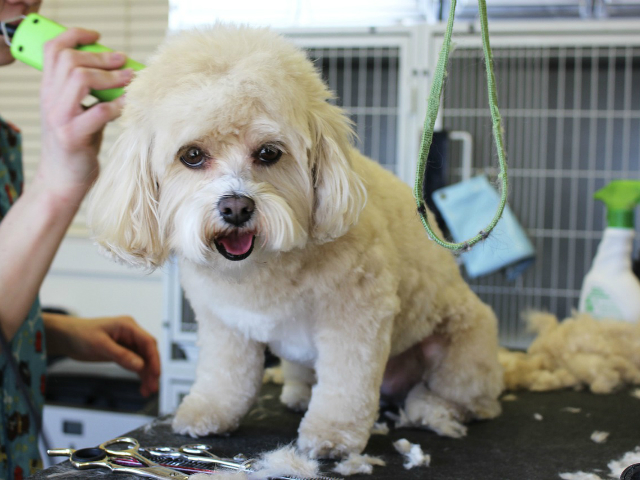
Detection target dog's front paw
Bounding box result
[297,418,369,459]
[172,392,239,438]
[280,381,311,412]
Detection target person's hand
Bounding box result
[35,27,133,201]
[44,313,161,397]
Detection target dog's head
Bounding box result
[88,24,366,269]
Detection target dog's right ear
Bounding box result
[88,126,167,269]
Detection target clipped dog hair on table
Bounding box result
[500,311,640,394]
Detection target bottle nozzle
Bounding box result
[594,180,640,228]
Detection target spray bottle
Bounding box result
[578,180,640,322]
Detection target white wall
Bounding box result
[40,237,165,340]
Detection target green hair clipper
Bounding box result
[3,13,144,102]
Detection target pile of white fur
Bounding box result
[500,312,640,393]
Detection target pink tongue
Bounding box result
[219,233,254,255]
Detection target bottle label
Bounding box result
[584,286,623,320]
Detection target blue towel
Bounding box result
[432,175,535,280]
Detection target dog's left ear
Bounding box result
[309,102,367,242]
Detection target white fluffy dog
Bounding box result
[88,24,503,458]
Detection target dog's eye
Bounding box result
[180,147,207,168]
[255,145,282,165]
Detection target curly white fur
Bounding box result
[500,311,640,393]
[188,445,322,480]
[88,23,503,459]
[333,453,386,476]
[393,439,431,470]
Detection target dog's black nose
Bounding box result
[218,195,255,226]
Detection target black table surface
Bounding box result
[30,383,640,479]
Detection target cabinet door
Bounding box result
[162,378,194,414]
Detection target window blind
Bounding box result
[0,0,169,236]
[169,0,428,30]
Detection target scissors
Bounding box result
[142,443,253,471]
[141,444,339,480]
[48,436,189,479]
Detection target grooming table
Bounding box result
[30,383,640,479]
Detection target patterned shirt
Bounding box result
[0,117,47,479]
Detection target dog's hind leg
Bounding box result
[385,334,469,437]
[425,300,504,424]
[280,359,315,412]
[404,382,469,437]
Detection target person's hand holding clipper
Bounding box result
[37,27,132,201]
[2,12,145,201]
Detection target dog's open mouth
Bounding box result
[214,232,255,261]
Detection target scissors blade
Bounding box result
[116,465,189,480]
[106,455,188,479]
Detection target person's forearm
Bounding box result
[0,174,88,341]
[43,311,75,356]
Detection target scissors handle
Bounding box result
[102,437,151,464]
[99,437,189,480]
[47,448,74,457]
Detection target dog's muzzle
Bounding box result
[214,195,256,261]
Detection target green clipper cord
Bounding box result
[10,13,145,102]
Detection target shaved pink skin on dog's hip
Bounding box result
[380,334,448,400]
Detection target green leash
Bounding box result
[413,0,509,252]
